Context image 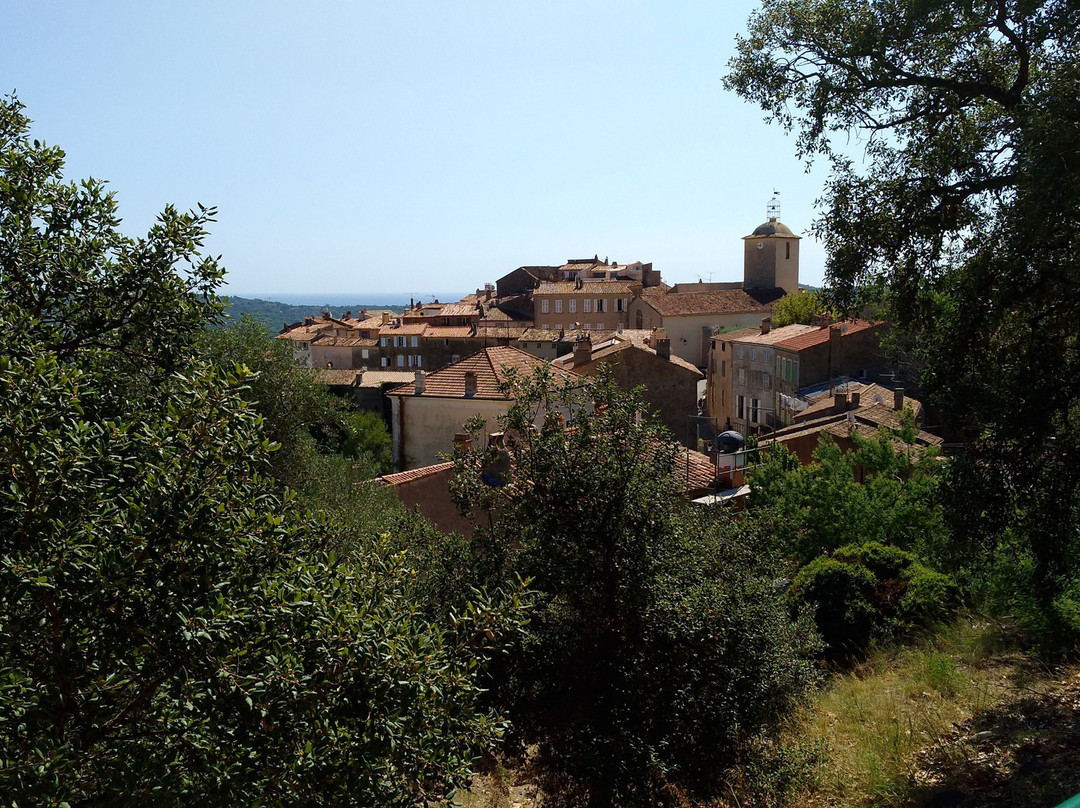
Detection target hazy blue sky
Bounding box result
[4,1,839,302]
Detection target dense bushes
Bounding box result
[0,96,525,806]
[452,369,818,805]
[790,543,958,655]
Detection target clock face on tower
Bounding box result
[757,242,764,250]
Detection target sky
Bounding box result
[4,1,837,303]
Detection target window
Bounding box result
[763,348,771,363]
[721,360,726,377]
[751,398,760,423]
[396,355,405,367]
[361,348,369,359]
[736,345,745,359]
[451,354,460,363]
[555,324,562,331]
[380,357,389,367]
[583,299,592,313]
[380,337,388,347]
[736,395,745,420]
[750,347,757,362]
[555,299,563,314]
[410,336,418,348]
[738,367,747,385]
[786,241,791,260]
[616,298,626,312]
[583,323,590,331]
[569,299,577,313]
[541,299,550,314]
[395,336,406,348]
[542,324,549,330]
[595,299,606,313]
[763,373,771,390]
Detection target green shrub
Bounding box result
[792,543,959,656]
[790,557,878,654]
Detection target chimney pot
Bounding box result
[894,387,905,411]
[355,370,364,385]
[761,317,772,335]
[573,336,593,367]
[851,391,861,408]
[653,327,671,360]
[414,369,426,395]
[834,392,847,413]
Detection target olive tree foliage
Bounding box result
[726,0,1080,646]
[452,368,818,806]
[0,96,524,806]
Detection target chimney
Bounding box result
[573,335,593,367]
[381,311,390,325]
[761,317,772,335]
[616,322,623,334]
[833,392,847,413]
[464,371,477,398]
[414,369,426,395]
[345,311,351,320]
[354,370,364,386]
[893,387,905,411]
[851,390,861,408]
[653,327,671,360]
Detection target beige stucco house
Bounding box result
[387,346,579,470]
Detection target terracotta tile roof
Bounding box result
[535,280,636,296]
[678,447,720,492]
[423,325,476,338]
[639,287,784,317]
[712,326,764,343]
[731,323,818,346]
[793,383,918,422]
[552,340,702,377]
[519,328,567,342]
[355,370,415,387]
[311,368,361,386]
[378,461,456,487]
[436,303,479,317]
[390,346,578,399]
[773,319,881,352]
[379,323,428,336]
[771,400,942,450]
[354,315,385,330]
[310,334,376,347]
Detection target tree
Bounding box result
[200,316,398,538]
[727,0,1080,647]
[0,95,524,805]
[452,368,817,805]
[771,288,837,326]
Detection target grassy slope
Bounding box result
[798,617,1080,808]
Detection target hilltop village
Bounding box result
[277,200,938,520]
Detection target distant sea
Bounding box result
[234,292,471,306]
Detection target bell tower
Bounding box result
[743,192,800,292]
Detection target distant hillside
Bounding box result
[221,297,406,333]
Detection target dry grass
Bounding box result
[798,616,1053,807]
